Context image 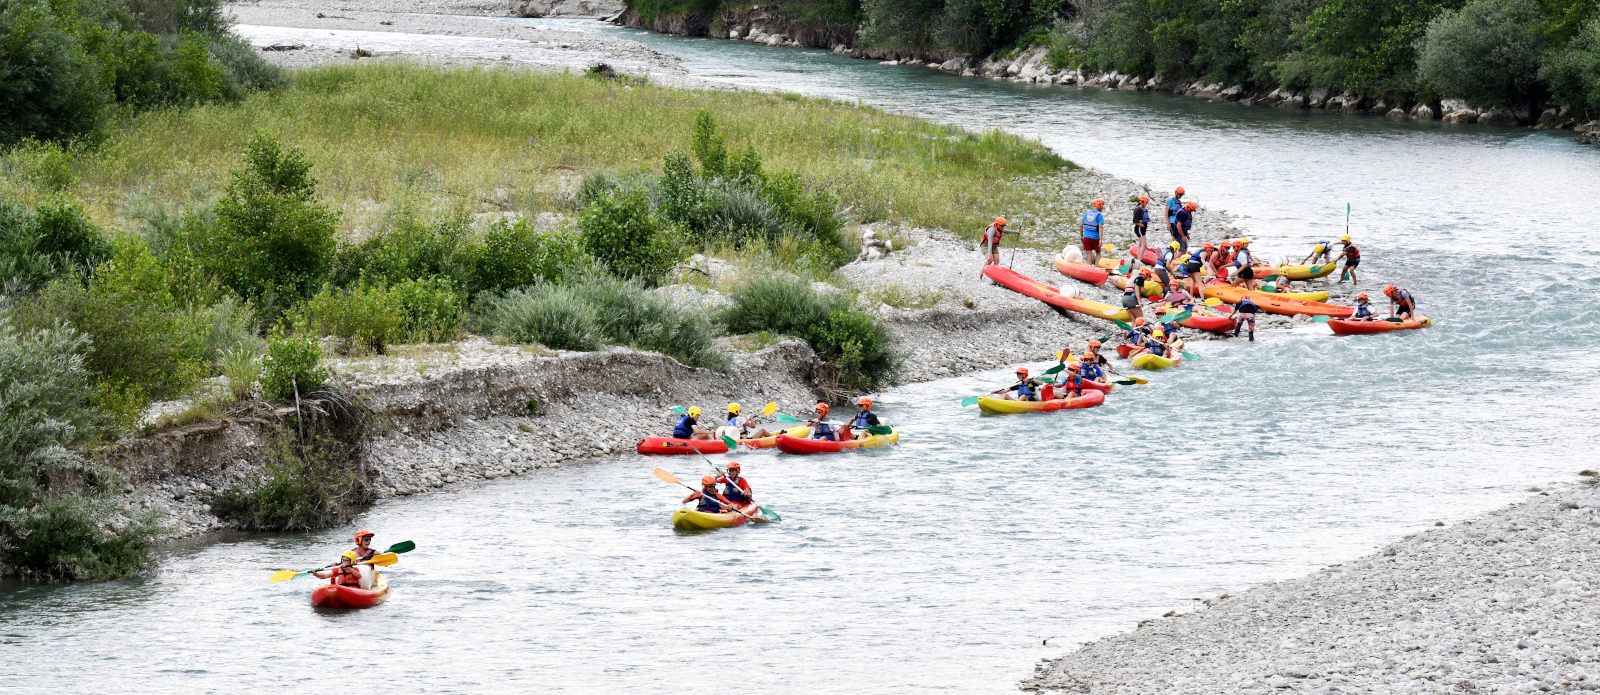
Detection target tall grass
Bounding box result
[12,64,1068,238]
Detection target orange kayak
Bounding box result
[983,266,1130,322]
[1202,283,1354,318]
[1328,316,1431,335]
[1054,255,1109,285]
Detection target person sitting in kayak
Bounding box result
[849,397,881,440]
[722,403,770,440]
[311,530,376,589]
[673,406,713,440]
[808,402,843,441]
[1079,340,1116,382]
[1384,285,1416,320]
[994,367,1044,401]
[1337,235,1360,284]
[717,461,753,506]
[684,475,734,513]
[1302,241,1333,265]
[1233,296,1259,341]
[978,217,1008,276]
[1055,363,1091,398]
[1351,293,1376,320]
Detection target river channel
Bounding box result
[4,19,1599,694]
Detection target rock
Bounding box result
[1535,108,1561,129]
[1367,99,1389,116]
[1276,94,1306,110]
[1219,85,1245,101]
[1385,108,1407,121]
[1478,106,1520,126]
[1409,102,1437,121]
[1307,87,1330,109]
[1440,98,1479,123]
[513,0,554,17]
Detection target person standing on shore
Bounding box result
[1233,296,1259,341]
[1080,199,1106,265]
[1164,187,1185,244]
[977,217,1009,277]
[1337,235,1361,283]
[1131,195,1151,260]
[1228,238,1258,290]
[1120,272,1145,321]
[1172,200,1195,252]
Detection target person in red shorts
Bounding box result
[1080,199,1105,265]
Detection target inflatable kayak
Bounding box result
[1109,275,1165,297]
[774,428,900,454]
[1206,283,1330,302]
[1257,262,1338,281]
[311,572,389,609]
[1155,305,1236,333]
[733,426,811,449]
[1054,255,1110,285]
[977,390,1105,413]
[637,426,812,454]
[1131,352,1182,370]
[1327,316,1431,335]
[1043,376,1112,393]
[983,266,1130,322]
[1202,284,1353,318]
[672,502,761,530]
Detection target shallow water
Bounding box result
[6,20,1600,694]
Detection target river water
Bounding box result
[6,20,1600,694]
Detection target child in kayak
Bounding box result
[1056,363,1091,398]
[311,530,377,589]
[717,462,754,506]
[684,475,734,513]
[808,402,843,441]
[1352,293,1376,320]
[722,403,771,440]
[673,407,713,440]
[849,397,881,440]
[994,367,1045,401]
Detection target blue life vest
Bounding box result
[696,489,722,512]
[1165,197,1181,223]
[1354,303,1374,318]
[812,422,838,440]
[852,411,874,428]
[721,477,749,504]
[1134,205,1149,226]
[672,415,695,439]
[1016,380,1035,399]
[1234,249,1252,266]
[1081,209,1103,239]
[1080,362,1103,380]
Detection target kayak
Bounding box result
[672,502,760,530]
[1109,275,1164,297]
[735,426,811,449]
[1131,352,1182,370]
[1042,376,1112,393]
[636,437,729,455]
[1054,255,1109,285]
[774,428,900,454]
[1257,262,1338,281]
[982,266,1130,322]
[1327,316,1432,335]
[977,390,1105,413]
[1094,246,1160,270]
[1155,305,1236,333]
[1202,283,1353,318]
[311,572,389,609]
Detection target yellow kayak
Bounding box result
[1262,262,1339,280]
[672,502,761,530]
[1110,275,1164,297]
[1131,352,1182,370]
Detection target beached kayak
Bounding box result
[672,502,761,530]
[1202,283,1353,318]
[774,428,900,454]
[976,390,1105,413]
[1206,283,1330,302]
[311,572,389,609]
[1131,352,1182,370]
[982,266,1130,322]
[1327,316,1432,335]
[1054,255,1110,285]
[1109,275,1164,297]
[1155,305,1236,333]
[1257,262,1338,281]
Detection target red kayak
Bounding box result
[1156,306,1236,333]
[636,437,730,455]
[1327,315,1431,335]
[774,428,899,454]
[1054,255,1109,285]
[311,573,389,608]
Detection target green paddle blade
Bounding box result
[1115,319,1132,330]
[960,396,980,408]
[669,406,686,415]
[1385,317,1404,323]
[1042,364,1064,375]
[1179,350,1197,360]
[1115,379,1137,385]
[865,425,894,435]
[1098,335,1115,342]
[1115,263,1131,274]
[774,413,802,423]
[385,540,416,554]
[1309,264,1325,274]
[1312,315,1331,323]
[759,507,782,522]
[1159,310,1191,324]
[720,435,738,449]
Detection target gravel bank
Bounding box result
[1022,478,1600,694]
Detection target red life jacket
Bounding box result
[331,566,362,587]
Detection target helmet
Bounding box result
[1015,367,1030,377]
[856,397,872,408]
[686,406,701,417]
[1239,238,1250,245]
[1067,363,1081,372]
[726,461,741,472]
[1169,241,1180,250]
[814,402,829,415]
[354,530,374,543]
[1092,198,1105,210]
[994,217,1007,226]
[701,475,717,486]
[1314,244,1326,253]
[1184,201,1197,211]
[1175,186,1185,195]
[1203,242,1215,251]
[1383,285,1396,297]
[727,403,741,415]
[1088,339,1102,349]
[341,551,359,563]
[1340,234,1351,242]
[1356,293,1369,300]
[1138,195,1150,205]
[1133,317,1146,326]
[1153,329,1165,337]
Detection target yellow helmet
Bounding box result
[686,406,701,417]
[727,403,741,415]
[1340,234,1351,242]
[1313,244,1326,253]
[1169,241,1180,250]
[341,551,359,563]
[1239,238,1251,245]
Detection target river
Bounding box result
[5,19,1599,694]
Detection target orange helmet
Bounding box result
[1203,242,1215,251]
[1184,201,1197,211]
[1092,198,1105,210]
[354,530,374,543]
[1088,339,1102,349]
[1356,293,1369,300]
[701,475,717,486]
[1382,285,1396,297]
[1138,195,1150,205]
[1175,186,1185,195]
[1133,317,1146,326]
[1015,367,1030,377]
[814,402,829,415]
[726,461,741,472]
[994,217,1007,227]
[1067,362,1081,372]
[856,397,872,409]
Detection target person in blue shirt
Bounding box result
[1132,195,1151,260]
[683,475,734,513]
[993,367,1044,401]
[1164,187,1185,241]
[848,397,882,440]
[1351,293,1376,320]
[672,406,713,440]
[1080,199,1106,265]
[1172,200,1195,252]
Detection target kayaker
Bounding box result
[849,397,881,440]
[1057,363,1090,398]
[1078,340,1114,382]
[1172,200,1195,252]
[1302,241,1333,265]
[978,217,1008,276]
[1161,281,1195,308]
[1146,263,1172,297]
[1210,241,1233,278]
[312,554,364,588]
[1080,199,1105,265]
[311,530,377,589]
[1164,187,1185,241]
[1352,292,1377,320]
[807,402,843,441]
[684,475,734,513]
[1132,195,1151,259]
[1384,285,1417,320]
[673,406,713,440]
[1180,248,1205,284]
[723,403,771,440]
[1229,238,1258,290]
[718,461,754,506]
[993,367,1044,402]
[1123,316,1150,346]
[1119,275,1144,321]
[1233,296,1259,341]
[1337,235,1361,284]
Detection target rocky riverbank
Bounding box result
[1021,475,1600,694]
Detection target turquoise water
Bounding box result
[4,22,1599,694]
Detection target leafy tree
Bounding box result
[1417,0,1545,106]
[1540,15,1600,111]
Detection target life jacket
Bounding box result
[695,489,723,513]
[1133,205,1149,227]
[1233,248,1252,267]
[1237,298,1259,314]
[332,566,362,587]
[1061,376,1087,397]
[1160,249,1176,266]
[1165,197,1180,224]
[812,421,839,440]
[724,415,748,437]
[1394,288,1415,307]
[1015,380,1035,399]
[350,547,375,562]
[851,411,874,428]
[1079,362,1103,380]
[1080,209,1103,238]
[1354,302,1374,318]
[720,476,750,504]
[1343,243,1360,260]
[672,415,696,439]
[983,225,1004,245]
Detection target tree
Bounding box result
[1416,0,1545,106]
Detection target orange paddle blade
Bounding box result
[653,468,681,486]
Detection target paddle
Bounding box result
[1313,315,1331,323]
[1120,375,1149,384]
[1114,379,1138,385]
[670,406,687,415]
[1158,310,1192,325]
[690,440,780,522]
[960,395,980,407]
[1115,319,1132,330]
[774,413,803,423]
[653,467,755,520]
[269,541,415,583]
[1043,363,1065,376]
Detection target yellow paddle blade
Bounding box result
[1203,297,1222,306]
[760,402,777,415]
[653,467,681,486]
[1055,349,1064,360]
[269,569,301,583]
[365,552,398,567]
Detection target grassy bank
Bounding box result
[3,63,1067,236]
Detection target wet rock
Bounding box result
[1478,106,1520,126]
[1385,108,1407,121]
[1410,102,1437,121]
[1441,98,1480,123]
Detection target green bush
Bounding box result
[723,275,899,391]
[331,212,471,288]
[0,0,109,145]
[208,430,370,531]
[1417,0,1545,107]
[0,316,152,581]
[579,187,685,286]
[1541,16,1600,111]
[292,282,402,356]
[391,276,464,343]
[259,326,328,401]
[178,132,339,315]
[0,194,112,289]
[474,282,602,351]
[200,295,263,367]
[468,218,588,295]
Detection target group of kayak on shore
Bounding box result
[670,398,882,443]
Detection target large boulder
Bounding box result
[1478,106,1520,126]
[1409,102,1437,121]
[1440,98,1479,123]
[1307,87,1330,109]
[1219,85,1245,101]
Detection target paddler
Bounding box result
[1337,235,1361,283]
[1080,199,1106,265]
[1209,241,1233,278]
[849,397,881,440]
[1383,285,1417,320]
[673,406,713,440]
[1302,241,1334,265]
[1076,340,1114,382]
[1057,363,1090,398]
[1352,293,1377,320]
[807,402,844,441]
[684,475,734,513]
[1122,316,1150,347]
[1164,187,1185,243]
[978,217,1009,276]
[311,530,377,589]
[723,403,771,440]
[1233,296,1259,341]
[717,462,754,507]
[993,367,1045,401]
[1131,195,1151,259]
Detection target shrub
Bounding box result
[291,283,402,356]
[1417,0,1545,107]
[0,195,111,290]
[331,212,471,288]
[391,276,464,343]
[2,138,79,191]
[723,275,900,392]
[200,295,263,367]
[208,429,370,531]
[1540,16,1600,112]
[220,344,260,400]
[572,274,727,370]
[259,326,328,401]
[691,110,729,177]
[32,194,111,265]
[468,218,588,295]
[578,187,685,286]
[473,282,602,351]
[0,0,109,145]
